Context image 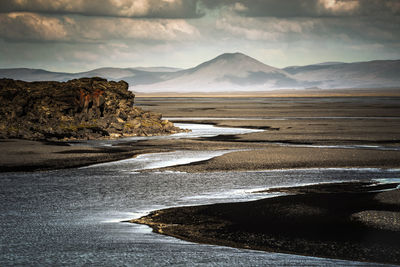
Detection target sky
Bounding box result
[0,0,399,72]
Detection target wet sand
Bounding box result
[137,96,400,172]
[0,139,166,172]
[158,147,400,172]
[1,96,400,172]
[132,182,400,265]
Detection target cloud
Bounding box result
[215,16,316,41]
[1,1,398,21]
[386,1,400,13]
[0,0,203,18]
[232,3,247,12]
[71,50,100,61]
[208,6,400,47]
[317,0,359,14]
[0,12,69,41]
[0,0,399,72]
[200,0,400,17]
[75,16,200,42]
[0,12,200,42]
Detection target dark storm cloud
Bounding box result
[2,1,398,19]
[212,14,400,46]
[204,0,400,47]
[0,0,203,19]
[200,0,400,17]
[0,12,200,43]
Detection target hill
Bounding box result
[134,53,306,92]
[1,54,399,92]
[283,60,400,89]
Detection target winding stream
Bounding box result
[70,123,263,147]
[1,123,398,266]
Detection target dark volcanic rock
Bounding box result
[0,77,186,140]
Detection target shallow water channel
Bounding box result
[1,123,399,266]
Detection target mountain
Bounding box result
[1,54,399,92]
[0,67,179,88]
[0,68,74,82]
[313,62,345,66]
[133,67,182,72]
[283,60,400,89]
[77,68,179,86]
[134,53,304,92]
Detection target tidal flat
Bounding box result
[2,96,399,172]
[1,96,400,265]
[130,96,400,264]
[136,96,400,172]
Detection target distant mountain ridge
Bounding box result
[135,53,308,92]
[283,59,400,89]
[1,53,399,92]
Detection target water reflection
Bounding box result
[1,167,398,266]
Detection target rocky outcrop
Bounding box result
[0,77,186,140]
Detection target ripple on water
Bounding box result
[1,165,398,266]
[1,121,398,266]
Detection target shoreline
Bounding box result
[1,122,400,173]
[156,146,400,173]
[2,96,400,172]
[0,138,170,172]
[134,88,400,98]
[131,181,400,265]
[2,136,400,173]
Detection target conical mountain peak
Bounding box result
[189,52,283,75]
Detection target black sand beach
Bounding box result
[132,182,400,264]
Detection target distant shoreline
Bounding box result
[134,88,400,98]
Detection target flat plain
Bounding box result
[135,95,400,172]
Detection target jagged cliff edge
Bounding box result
[0,77,187,140]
